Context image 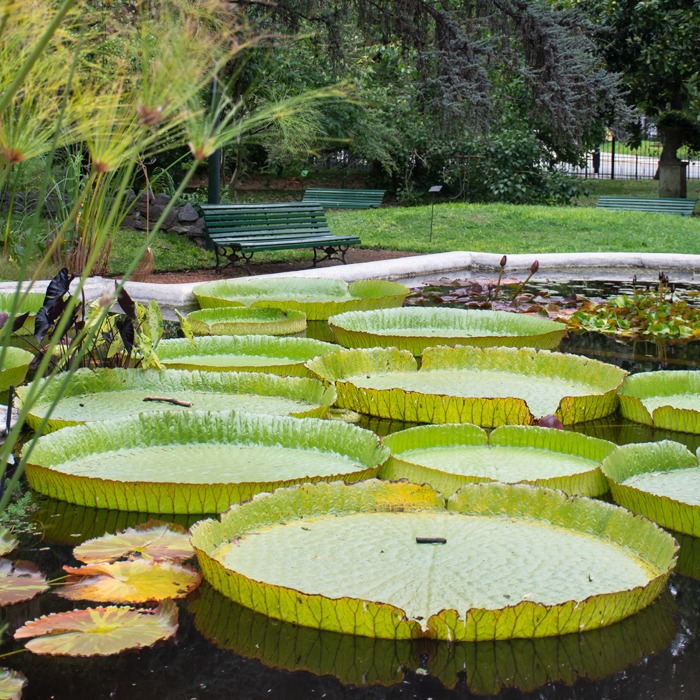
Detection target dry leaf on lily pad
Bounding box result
[0,667,26,699]
[0,528,18,557]
[14,600,178,656]
[73,522,194,564]
[58,560,201,603]
[0,559,49,606]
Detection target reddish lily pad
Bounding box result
[73,522,194,564]
[0,559,49,606]
[14,600,178,656]
[0,668,26,699]
[58,560,201,603]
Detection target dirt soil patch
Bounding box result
[132,248,421,284]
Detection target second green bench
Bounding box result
[199,202,361,272]
[302,188,386,209]
[595,196,697,216]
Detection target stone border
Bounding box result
[3,252,700,317]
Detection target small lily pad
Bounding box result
[0,528,18,557]
[73,522,194,564]
[0,667,27,699]
[14,600,178,656]
[0,347,33,392]
[58,559,201,603]
[185,307,307,336]
[0,559,49,606]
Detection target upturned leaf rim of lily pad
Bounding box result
[601,439,700,536]
[328,307,568,355]
[16,367,336,433]
[190,478,676,642]
[24,410,389,514]
[306,345,626,426]
[380,423,616,497]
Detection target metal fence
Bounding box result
[563,137,700,180]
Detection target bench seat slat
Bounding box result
[302,188,386,209]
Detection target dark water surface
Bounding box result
[7,281,700,699]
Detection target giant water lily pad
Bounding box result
[601,440,700,537]
[185,307,307,336]
[156,335,336,377]
[24,411,388,514]
[0,347,33,393]
[619,371,700,434]
[190,479,676,641]
[189,583,675,693]
[329,307,567,355]
[17,367,335,433]
[14,600,178,656]
[307,346,626,426]
[193,278,409,321]
[381,424,616,497]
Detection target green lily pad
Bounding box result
[0,291,44,334]
[619,371,700,434]
[17,367,336,433]
[0,347,33,392]
[381,424,616,497]
[14,600,178,656]
[156,335,336,377]
[329,307,567,355]
[0,667,27,699]
[190,479,676,641]
[307,346,626,426]
[193,278,409,321]
[24,411,389,514]
[185,307,307,336]
[601,440,700,536]
[189,583,675,693]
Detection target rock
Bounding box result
[178,202,200,222]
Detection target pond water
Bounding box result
[6,278,700,699]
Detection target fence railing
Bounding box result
[563,137,700,180]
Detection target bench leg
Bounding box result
[312,245,351,266]
[216,245,254,275]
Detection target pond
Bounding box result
[4,277,700,699]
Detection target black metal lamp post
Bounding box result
[428,185,442,242]
[207,80,221,205]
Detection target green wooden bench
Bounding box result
[596,196,697,216]
[302,188,386,209]
[199,202,361,272]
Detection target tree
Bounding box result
[578,0,700,197]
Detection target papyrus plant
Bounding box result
[0,0,343,510]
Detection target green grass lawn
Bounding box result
[2,178,698,280]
